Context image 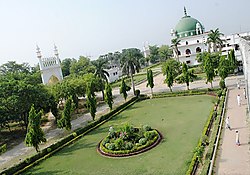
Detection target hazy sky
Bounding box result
[0,0,250,66]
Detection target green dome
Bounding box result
[174,15,204,38]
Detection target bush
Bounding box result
[107,143,115,150]
[0,144,7,154]
[144,131,156,140]
[114,138,124,150]
[139,138,147,145]
[143,125,151,131]
[219,79,226,89]
[125,142,133,150]
[135,89,140,97]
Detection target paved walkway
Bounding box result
[215,78,250,175]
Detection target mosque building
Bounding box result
[170,7,250,67]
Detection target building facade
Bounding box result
[171,8,250,66]
[36,45,63,85]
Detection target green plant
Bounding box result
[139,138,147,145]
[143,125,151,131]
[0,144,7,154]
[135,89,140,97]
[219,79,226,89]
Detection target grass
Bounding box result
[24,95,215,175]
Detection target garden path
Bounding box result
[215,77,250,175]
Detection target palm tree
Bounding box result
[171,38,181,62]
[121,48,143,95]
[92,59,109,100]
[207,28,224,52]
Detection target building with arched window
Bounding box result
[170,7,250,66]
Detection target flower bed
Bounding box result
[97,123,162,157]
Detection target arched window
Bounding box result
[196,47,201,53]
[178,50,181,55]
[185,49,191,55]
[186,41,188,45]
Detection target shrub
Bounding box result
[0,144,7,154]
[219,79,226,89]
[72,132,77,137]
[139,138,147,145]
[47,148,52,153]
[125,142,133,150]
[114,138,124,150]
[143,125,151,131]
[144,131,156,140]
[135,89,140,97]
[107,143,115,150]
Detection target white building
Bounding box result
[170,8,250,66]
[36,45,63,85]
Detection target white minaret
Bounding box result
[37,45,63,84]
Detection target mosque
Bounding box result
[170,7,250,66]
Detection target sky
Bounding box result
[0,0,250,66]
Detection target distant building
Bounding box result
[36,45,63,85]
[170,7,250,66]
[104,60,122,83]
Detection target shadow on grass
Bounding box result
[25,166,63,175]
[55,140,97,156]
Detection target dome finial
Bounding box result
[184,6,187,16]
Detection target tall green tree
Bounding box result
[86,81,97,120]
[204,54,215,88]
[120,78,131,101]
[228,49,238,73]
[25,105,46,152]
[61,58,75,77]
[218,56,230,88]
[171,38,181,61]
[121,48,143,95]
[162,59,181,92]
[57,96,73,130]
[176,63,197,90]
[164,64,174,92]
[207,28,224,52]
[159,45,173,62]
[92,59,109,100]
[104,83,113,110]
[149,45,159,64]
[146,69,154,95]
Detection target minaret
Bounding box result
[36,45,43,70]
[54,44,60,64]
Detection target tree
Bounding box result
[70,56,95,75]
[171,38,181,61]
[159,45,173,62]
[120,78,131,101]
[162,59,181,92]
[104,83,113,110]
[146,69,154,95]
[204,54,215,88]
[25,105,46,152]
[218,56,230,88]
[57,96,73,130]
[121,48,143,95]
[228,49,238,73]
[86,81,97,120]
[149,45,159,64]
[176,63,197,90]
[61,58,75,77]
[207,28,224,52]
[92,59,109,100]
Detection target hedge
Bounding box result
[199,88,227,175]
[1,96,140,175]
[186,89,225,175]
[153,88,220,98]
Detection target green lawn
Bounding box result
[25,95,215,175]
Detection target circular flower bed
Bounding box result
[97,123,162,157]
